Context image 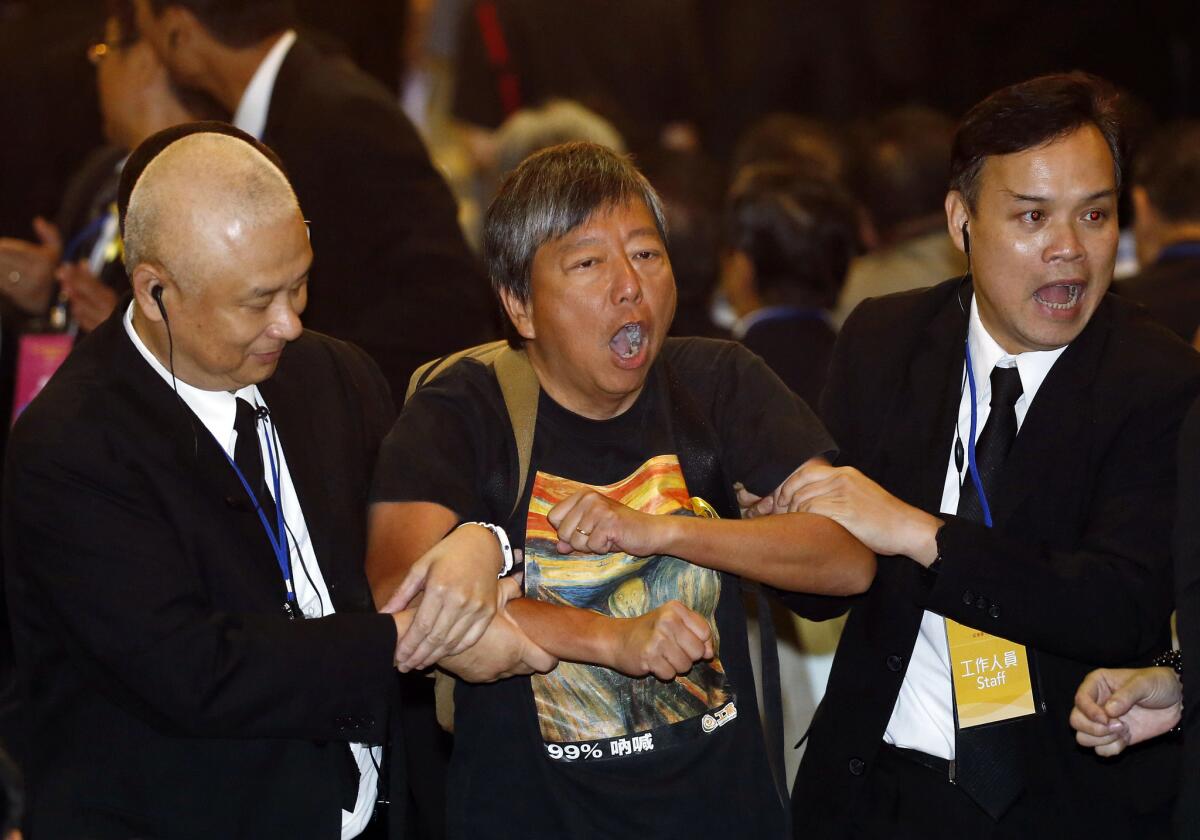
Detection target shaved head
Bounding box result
[124,132,301,287]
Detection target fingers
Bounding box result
[523,641,558,674]
[497,574,523,606]
[546,490,586,532]
[773,462,836,509]
[378,557,431,614]
[32,216,62,252]
[1072,670,1113,726]
[1069,703,1115,740]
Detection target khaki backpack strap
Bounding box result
[491,346,539,520]
[404,339,510,403]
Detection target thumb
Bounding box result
[1103,677,1152,718]
[497,575,522,605]
[32,217,62,253]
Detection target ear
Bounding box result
[498,286,536,341]
[945,190,970,254]
[130,262,171,324]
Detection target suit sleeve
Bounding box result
[928,367,1200,664]
[772,305,874,621]
[4,425,399,743]
[1174,397,1200,829]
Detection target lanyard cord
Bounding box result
[222,412,295,606]
[963,338,994,528]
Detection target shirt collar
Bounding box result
[967,295,1066,407]
[731,304,829,340]
[123,301,262,455]
[232,29,298,140]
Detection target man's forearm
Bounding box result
[655,512,875,595]
[507,599,618,666]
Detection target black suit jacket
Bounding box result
[788,278,1200,836]
[1116,247,1200,345]
[1173,397,1200,835]
[4,308,405,838]
[263,38,495,399]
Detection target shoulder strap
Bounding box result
[404,340,539,521]
[660,357,789,813]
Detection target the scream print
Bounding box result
[524,455,733,752]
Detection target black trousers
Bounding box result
[842,745,1041,840]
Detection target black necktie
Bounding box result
[233,398,276,522]
[236,399,360,808]
[953,364,1025,819]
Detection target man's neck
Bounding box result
[131,308,173,372]
[207,32,288,113]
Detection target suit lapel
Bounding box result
[887,285,970,512]
[990,298,1111,527]
[105,312,294,599]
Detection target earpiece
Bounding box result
[152,285,168,324]
[961,221,971,258]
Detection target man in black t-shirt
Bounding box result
[367,142,875,838]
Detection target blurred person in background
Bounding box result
[730,113,849,187]
[641,148,728,340]
[0,0,222,336]
[132,0,495,398]
[1115,121,1200,346]
[450,0,706,164]
[834,106,964,325]
[720,165,859,409]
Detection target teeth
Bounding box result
[1034,284,1081,310]
[611,323,643,359]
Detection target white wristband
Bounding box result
[459,521,514,578]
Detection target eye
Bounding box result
[571,257,599,271]
[1083,209,1106,223]
[633,249,660,261]
[1021,209,1044,223]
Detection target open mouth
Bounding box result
[1032,283,1083,311]
[609,322,644,360]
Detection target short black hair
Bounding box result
[851,106,955,238]
[950,72,1124,209]
[724,165,859,311]
[147,0,295,48]
[1134,121,1200,223]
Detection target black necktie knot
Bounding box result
[233,398,274,518]
[989,365,1023,413]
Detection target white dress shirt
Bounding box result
[123,303,380,838]
[882,296,1067,759]
[233,29,298,140]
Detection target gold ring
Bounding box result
[576,527,592,536]
[7,271,20,285]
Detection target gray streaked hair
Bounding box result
[483,142,667,317]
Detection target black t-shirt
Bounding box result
[374,338,834,839]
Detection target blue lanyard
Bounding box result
[63,212,110,262]
[222,414,295,610]
[963,338,994,528]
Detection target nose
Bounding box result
[266,299,303,342]
[1044,220,1084,263]
[610,254,644,306]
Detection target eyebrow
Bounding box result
[247,270,310,298]
[1003,188,1117,203]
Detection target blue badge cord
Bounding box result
[222,417,294,609]
[963,338,994,528]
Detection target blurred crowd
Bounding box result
[1,1,1200,835]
